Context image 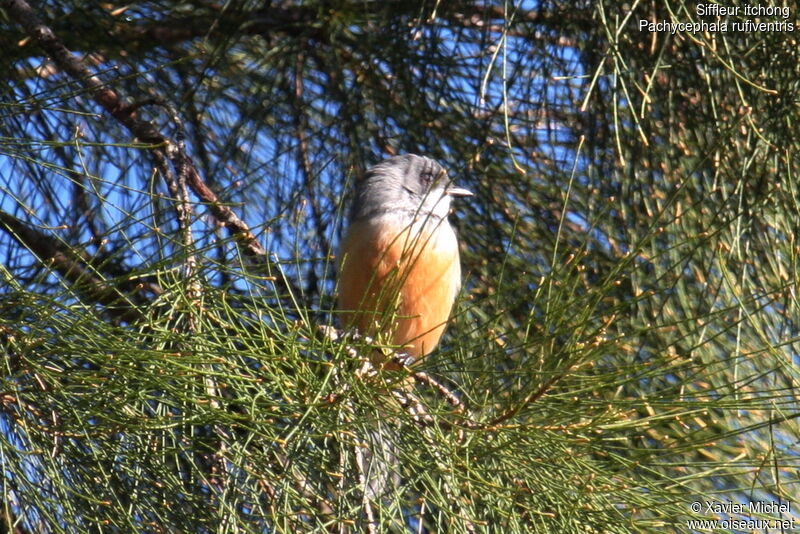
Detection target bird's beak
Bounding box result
[446,186,473,198]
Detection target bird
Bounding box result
[338,154,472,367]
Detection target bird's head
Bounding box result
[352,154,472,222]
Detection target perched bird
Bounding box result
[338,154,472,365]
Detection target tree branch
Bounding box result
[0,211,151,323]
[2,0,268,261]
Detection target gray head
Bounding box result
[350,154,472,222]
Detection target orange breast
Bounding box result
[338,214,461,361]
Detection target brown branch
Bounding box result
[1,5,328,61]
[410,370,463,410]
[353,441,379,534]
[2,0,268,261]
[0,211,149,323]
[1,2,582,63]
[116,5,330,44]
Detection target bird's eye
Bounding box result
[420,171,433,186]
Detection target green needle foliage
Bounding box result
[1,0,799,532]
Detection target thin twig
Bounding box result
[354,435,378,534]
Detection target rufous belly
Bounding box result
[338,214,461,361]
